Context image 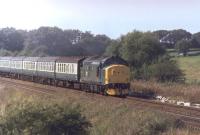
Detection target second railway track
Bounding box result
[0,77,200,130]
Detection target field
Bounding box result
[0,84,198,135]
[175,55,200,83]
[131,80,200,103]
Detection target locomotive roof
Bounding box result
[83,56,128,67]
[83,56,110,63]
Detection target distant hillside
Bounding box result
[193,32,200,47]
[153,29,193,48]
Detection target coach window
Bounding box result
[47,62,48,71]
[37,63,39,70]
[49,63,52,71]
[44,62,46,71]
[63,64,65,72]
[64,64,66,73]
[43,62,45,71]
[47,63,49,71]
[40,62,42,70]
[40,63,42,70]
[15,61,17,69]
[31,62,33,70]
[58,63,60,72]
[28,62,30,69]
[26,62,28,69]
[41,62,42,70]
[50,63,52,71]
[32,62,34,70]
[41,63,43,70]
[72,64,74,73]
[49,63,51,71]
[45,62,47,71]
[70,65,72,73]
[61,64,63,72]
[42,62,46,71]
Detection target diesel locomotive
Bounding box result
[0,56,130,96]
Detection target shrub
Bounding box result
[147,60,184,82]
[0,99,91,135]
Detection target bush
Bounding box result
[0,100,91,135]
[146,60,184,82]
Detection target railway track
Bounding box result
[126,97,200,130]
[0,77,200,130]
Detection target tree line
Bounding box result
[1,27,200,82]
[0,27,111,56]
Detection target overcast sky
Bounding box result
[0,0,199,38]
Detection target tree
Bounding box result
[175,39,191,56]
[120,31,165,69]
[105,40,121,56]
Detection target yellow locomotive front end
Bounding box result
[104,64,130,96]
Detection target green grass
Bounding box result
[175,55,200,83]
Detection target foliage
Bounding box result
[147,60,184,82]
[175,39,191,56]
[0,28,25,52]
[153,29,192,48]
[192,32,200,48]
[0,99,91,135]
[120,31,165,68]
[0,27,111,56]
[105,40,121,56]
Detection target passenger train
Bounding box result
[0,56,130,96]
